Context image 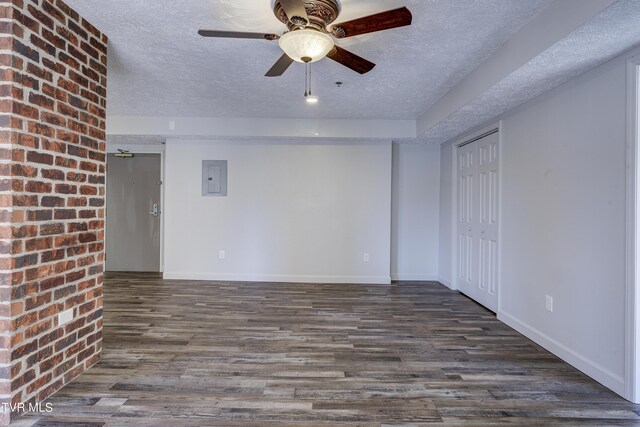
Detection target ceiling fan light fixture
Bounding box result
[278,29,335,63]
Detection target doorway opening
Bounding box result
[106,153,163,272]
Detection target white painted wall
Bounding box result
[163,140,392,284]
[439,50,631,396]
[391,143,440,281]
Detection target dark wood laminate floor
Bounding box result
[16,273,640,426]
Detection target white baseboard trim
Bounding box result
[498,310,625,397]
[162,272,392,285]
[391,274,438,281]
[437,276,454,289]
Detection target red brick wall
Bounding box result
[0,0,106,423]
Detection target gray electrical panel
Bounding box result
[202,160,227,197]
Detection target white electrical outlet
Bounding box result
[545,295,553,312]
[169,120,176,130]
[58,308,74,326]
[363,253,370,263]
[219,250,226,260]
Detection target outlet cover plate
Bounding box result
[545,295,553,312]
[58,308,74,326]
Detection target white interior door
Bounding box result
[456,132,499,312]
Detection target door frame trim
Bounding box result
[106,143,166,272]
[625,55,640,403]
[451,122,502,310]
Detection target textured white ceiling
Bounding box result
[64,0,553,120]
[418,0,640,144]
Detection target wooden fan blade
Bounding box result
[327,46,375,74]
[265,53,295,77]
[198,30,279,41]
[278,0,309,25]
[331,7,412,38]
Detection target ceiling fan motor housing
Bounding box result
[274,0,341,32]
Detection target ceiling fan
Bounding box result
[198,0,412,77]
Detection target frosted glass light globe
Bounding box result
[278,29,334,63]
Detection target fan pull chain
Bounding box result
[308,62,312,97]
[303,61,317,104]
[304,62,309,97]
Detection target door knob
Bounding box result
[149,203,159,217]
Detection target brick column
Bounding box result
[0,0,107,423]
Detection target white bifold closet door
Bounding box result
[456,131,499,312]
